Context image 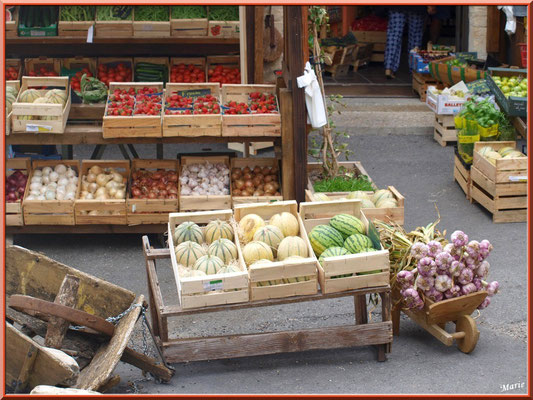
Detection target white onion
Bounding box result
[112,172,123,183]
[39,186,47,194]
[54,164,67,174]
[108,187,117,197]
[26,195,36,200]
[66,168,76,178]
[31,176,41,184]
[56,192,65,200]
[88,182,98,193]
[33,170,42,177]
[64,192,75,201]
[96,173,109,187]
[42,167,52,176]
[42,175,50,185]
[57,177,69,187]
[95,187,107,197]
[30,182,42,191]
[45,190,56,200]
[105,180,117,190]
[47,182,58,189]
[49,171,59,182]
[115,189,125,199]
[89,165,102,175]
[85,193,94,200]
[30,190,40,197]
[87,173,97,183]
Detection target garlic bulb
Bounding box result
[54,164,67,174]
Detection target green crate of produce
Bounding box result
[18,6,58,36]
[486,67,527,118]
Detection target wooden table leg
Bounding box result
[354,294,368,325]
[376,344,386,362]
[380,291,392,353]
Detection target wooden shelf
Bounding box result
[6,36,239,45]
[6,224,167,234]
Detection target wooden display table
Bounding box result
[142,237,393,364]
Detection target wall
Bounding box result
[468,6,487,59]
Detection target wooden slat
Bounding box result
[426,291,488,325]
[162,322,392,363]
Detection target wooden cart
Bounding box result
[392,290,488,353]
[143,236,393,364]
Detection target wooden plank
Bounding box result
[6,245,135,319]
[14,343,39,393]
[76,295,144,390]
[6,224,169,234]
[162,322,392,363]
[254,6,264,84]
[121,347,174,383]
[426,291,488,325]
[45,275,80,349]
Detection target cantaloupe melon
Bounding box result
[361,199,376,209]
[193,255,224,275]
[253,225,284,254]
[239,213,265,243]
[208,238,237,263]
[347,191,370,201]
[269,212,299,237]
[243,241,273,265]
[175,241,206,267]
[19,89,40,103]
[313,193,330,202]
[205,219,234,244]
[173,221,204,245]
[277,236,308,261]
[372,189,393,204]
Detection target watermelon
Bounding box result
[329,214,365,238]
[308,224,344,256]
[193,255,224,275]
[173,221,204,245]
[318,246,350,264]
[344,233,374,254]
[175,241,206,267]
[208,238,237,263]
[277,236,308,261]
[205,219,234,244]
[253,225,284,253]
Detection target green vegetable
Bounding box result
[96,6,132,21]
[60,6,95,22]
[134,6,169,22]
[171,6,207,19]
[313,175,374,193]
[79,74,108,104]
[134,62,168,83]
[208,6,239,21]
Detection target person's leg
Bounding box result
[407,12,426,54]
[384,10,406,76]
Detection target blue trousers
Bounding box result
[384,11,425,72]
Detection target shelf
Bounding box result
[6,224,167,234]
[6,123,281,145]
[6,36,239,45]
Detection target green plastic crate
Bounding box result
[486,67,527,117]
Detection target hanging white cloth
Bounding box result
[498,6,517,35]
[296,62,328,128]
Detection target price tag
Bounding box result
[86,25,94,43]
[30,30,46,37]
[26,124,53,133]
[203,279,223,292]
[132,204,136,213]
[509,176,527,182]
[142,24,154,31]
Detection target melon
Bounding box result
[308,224,344,256]
[243,241,274,265]
[313,193,330,202]
[329,214,365,238]
[282,256,310,283]
[347,191,370,201]
[478,146,494,157]
[205,219,234,244]
[173,221,203,245]
[504,151,525,158]
[256,279,282,287]
[344,233,374,254]
[189,269,207,278]
[277,236,308,261]
[269,212,299,237]
[372,189,393,205]
[175,241,206,267]
[208,238,238,263]
[361,199,376,209]
[6,93,16,113]
[375,198,398,209]
[19,89,41,103]
[6,86,17,97]
[239,213,265,243]
[250,259,274,268]
[44,89,67,104]
[498,146,515,157]
[219,264,242,274]
[253,225,284,254]
[33,97,50,104]
[193,255,224,275]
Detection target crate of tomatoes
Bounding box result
[97,57,133,87]
[6,59,22,81]
[206,56,240,86]
[163,83,222,137]
[221,84,281,137]
[24,57,61,77]
[169,57,206,83]
[103,82,163,138]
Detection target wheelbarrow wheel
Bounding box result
[455,315,480,353]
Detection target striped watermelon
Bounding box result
[372,189,393,205]
[329,214,365,238]
[173,221,204,245]
[208,238,237,263]
[277,236,308,261]
[318,246,350,264]
[308,224,344,256]
[205,219,234,244]
[193,255,224,275]
[344,233,373,254]
[253,225,284,253]
[175,241,206,267]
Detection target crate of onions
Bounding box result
[127,159,179,225]
[179,156,231,212]
[23,160,81,225]
[6,158,30,226]
[230,158,282,206]
[75,160,130,225]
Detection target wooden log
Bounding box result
[97,374,121,393]
[45,275,80,349]
[121,347,174,383]
[14,343,39,393]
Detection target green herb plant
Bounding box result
[208,6,239,21]
[313,175,374,193]
[134,6,169,22]
[171,6,207,19]
[96,6,133,21]
[60,6,94,22]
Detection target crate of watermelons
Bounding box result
[299,199,390,294]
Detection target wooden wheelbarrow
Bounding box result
[5,245,174,393]
[392,290,488,353]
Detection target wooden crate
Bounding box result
[97,57,133,71]
[471,141,527,223]
[352,43,373,71]
[162,83,222,137]
[307,160,378,194]
[434,114,457,147]
[169,57,206,82]
[454,153,471,201]
[6,80,20,136]
[324,45,356,77]
[179,156,231,211]
[127,159,179,225]
[58,6,95,36]
[234,201,319,301]
[75,160,130,225]
[24,57,61,76]
[23,160,81,225]
[62,56,97,75]
[300,200,390,294]
[11,77,71,134]
[230,158,282,206]
[221,84,281,137]
[6,158,31,226]
[206,55,240,84]
[171,18,207,36]
[103,82,163,138]
[208,20,239,38]
[133,18,170,38]
[412,72,444,102]
[352,30,386,62]
[6,58,22,80]
[167,209,249,309]
[6,7,19,37]
[95,11,133,37]
[133,57,169,82]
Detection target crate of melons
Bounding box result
[299,199,390,294]
[168,209,249,309]
[234,200,319,301]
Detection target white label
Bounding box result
[30,30,46,37]
[509,176,527,182]
[26,124,53,132]
[86,25,94,43]
[203,280,223,291]
[142,24,153,31]
[132,204,136,213]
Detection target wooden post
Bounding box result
[245,6,255,83]
[279,87,295,200]
[44,274,80,349]
[284,6,308,202]
[239,6,248,84]
[254,7,265,84]
[354,294,368,325]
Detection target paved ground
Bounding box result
[11,122,528,395]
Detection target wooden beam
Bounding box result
[486,6,501,54]
[245,6,255,83]
[279,88,295,200]
[45,275,80,349]
[254,6,265,84]
[239,6,248,84]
